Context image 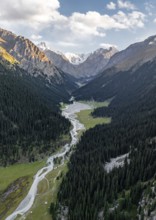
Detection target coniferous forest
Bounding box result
[0,62,71,166]
[56,63,156,220]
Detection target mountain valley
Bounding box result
[0,27,156,220]
[38,42,118,81]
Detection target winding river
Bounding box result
[6,102,92,220]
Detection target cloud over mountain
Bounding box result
[0,0,147,52]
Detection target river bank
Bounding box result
[6,102,91,220]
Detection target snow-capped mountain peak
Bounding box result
[44,46,118,79]
[65,52,90,65]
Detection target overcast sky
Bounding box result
[0,0,156,53]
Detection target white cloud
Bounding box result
[69,10,145,38]
[0,0,145,52]
[107,2,116,10]
[31,34,42,40]
[113,11,145,28]
[154,18,156,23]
[144,2,155,16]
[0,0,66,28]
[118,0,136,10]
[0,0,145,33]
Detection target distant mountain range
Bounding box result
[37,42,90,65]
[2,27,156,105]
[38,42,118,80]
[0,28,77,104]
[1,27,156,112]
[74,35,156,102]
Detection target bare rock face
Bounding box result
[0,28,63,82]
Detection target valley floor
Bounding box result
[76,101,111,130]
[24,162,68,220]
[0,161,45,220]
[2,100,110,220]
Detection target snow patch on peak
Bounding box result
[65,53,90,65]
[149,37,156,45]
[37,42,49,51]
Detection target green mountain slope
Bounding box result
[0,60,71,166]
[73,59,156,103]
[57,60,156,220]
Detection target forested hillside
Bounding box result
[0,61,71,166]
[55,61,156,220]
[74,59,156,103]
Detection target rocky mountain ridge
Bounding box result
[104,35,156,72]
[74,35,156,100]
[0,28,77,95]
[40,43,118,79]
[0,28,67,83]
